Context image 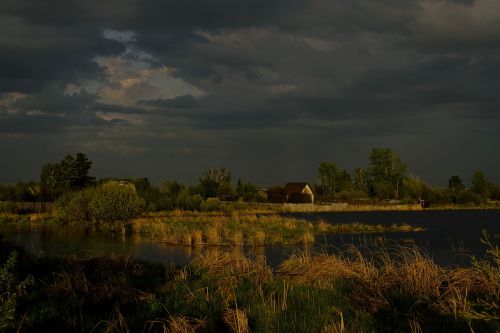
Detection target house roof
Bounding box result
[283,182,312,195]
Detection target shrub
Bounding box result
[456,190,483,205]
[56,189,95,222]
[156,195,174,211]
[0,252,34,331]
[56,185,144,224]
[89,185,144,222]
[0,202,15,213]
[201,198,222,212]
[175,190,203,211]
[337,190,356,202]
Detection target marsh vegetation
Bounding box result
[1,232,498,332]
[130,212,424,246]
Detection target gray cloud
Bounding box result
[1,0,500,185]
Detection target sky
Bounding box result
[1,0,499,186]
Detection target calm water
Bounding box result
[1,210,499,267]
[294,209,500,266]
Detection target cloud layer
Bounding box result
[1,0,500,185]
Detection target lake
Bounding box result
[1,209,499,267]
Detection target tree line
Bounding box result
[1,149,499,211]
[315,148,500,206]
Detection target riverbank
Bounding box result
[2,200,500,217]
[0,212,55,224]
[221,201,500,213]
[1,237,498,332]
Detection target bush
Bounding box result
[336,190,356,202]
[201,198,223,212]
[56,189,95,222]
[175,190,203,211]
[56,185,144,224]
[0,252,33,331]
[0,202,15,213]
[456,190,483,205]
[88,185,144,222]
[424,187,451,205]
[155,195,175,211]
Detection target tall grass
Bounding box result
[0,212,55,224]
[130,213,423,246]
[277,237,500,332]
[3,234,498,332]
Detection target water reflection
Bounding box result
[1,209,499,267]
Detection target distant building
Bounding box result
[283,182,314,204]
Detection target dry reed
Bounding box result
[181,234,192,246]
[223,308,250,333]
[204,226,220,245]
[277,242,500,324]
[191,230,203,245]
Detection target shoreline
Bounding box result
[276,203,500,213]
[1,237,498,332]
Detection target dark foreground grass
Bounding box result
[1,233,498,333]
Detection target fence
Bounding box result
[221,201,422,213]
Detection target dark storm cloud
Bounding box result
[0,0,305,30]
[0,18,124,93]
[0,112,119,134]
[1,0,500,184]
[11,87,96,115]
[0,87,130,134]
[143,95,204,109]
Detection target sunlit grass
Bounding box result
[0,212,55,224]
[130,212,424,246]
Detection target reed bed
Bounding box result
[0,212,55,224]
[2,233,498,332]
[130,213,424,246]
[276,240,500,330]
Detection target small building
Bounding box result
[283,182,314,204]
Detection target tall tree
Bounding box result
[368,148,406,199]
[40,153,94,199]
[353,167,367,194]
[199,168,231,198]
[318,162,340,197]
[73,153,94,187]
[471,171,490,199]
[338,169,352,192]
[448,175,464,191]
[40,163,63,199]
[401,175,426,201]
[60,155,76,188]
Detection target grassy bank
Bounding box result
[0,212,55,224]
[426,204,500,211]
[130,212,424,246]
[1,235,498,332]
